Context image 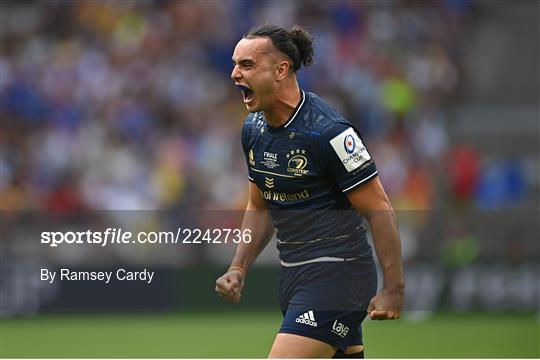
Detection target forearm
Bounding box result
[230,203,274,272]
[367,209,404,290]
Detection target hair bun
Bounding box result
[289,25,314,68]
[244,24,314,72]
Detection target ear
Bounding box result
[275,61,290,81]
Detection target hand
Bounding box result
[368,286,404,320]
[215,269,245,303]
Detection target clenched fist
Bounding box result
[368,286,404,320]
[215,268,245,303]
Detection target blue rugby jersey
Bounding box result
[241,90,378,263]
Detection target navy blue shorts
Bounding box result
[278,257,378,352]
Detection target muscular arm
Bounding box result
[346,177,405,319]
[230,182,275,271]
[215,182,274,302]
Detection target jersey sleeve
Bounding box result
[319,122,378,192]
[241,114,256,183]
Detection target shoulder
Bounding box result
[298,92,357,143]
[242,112,264,133]
[241,112,264,144]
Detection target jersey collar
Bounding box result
[282,89,306,129]
[263,89,306,132]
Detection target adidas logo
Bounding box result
[295,310,317,327]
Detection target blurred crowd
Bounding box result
[0,0,531,212]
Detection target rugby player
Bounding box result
[215,25,404,358]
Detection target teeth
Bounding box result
[237,85,250,92]
[237,85,253,102]
[236,85,253,103]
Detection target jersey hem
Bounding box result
[280,256,359,267]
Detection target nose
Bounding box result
[231,65,241,81]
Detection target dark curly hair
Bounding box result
[244,24,314,72]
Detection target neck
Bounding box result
[263,81,301,127]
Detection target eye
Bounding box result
[239,61,254,70]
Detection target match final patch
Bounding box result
[329,127,371,172]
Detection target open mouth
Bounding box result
[236,85,254,103]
